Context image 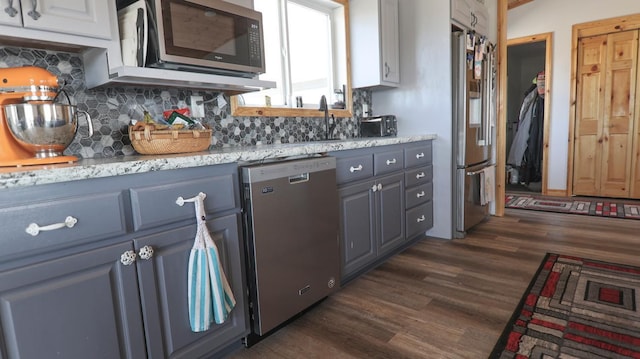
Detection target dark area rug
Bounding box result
[505,194,640,220]
[490,253,640,358]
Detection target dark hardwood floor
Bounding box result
[230,209,640,359]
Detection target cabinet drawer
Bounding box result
[405,142,432,168]
[405,182,433,209]
[406,201,433,239]
[130,175,237,231]
[335,154,374,184]
[404,165,433,188]
[374,150,404,176]
[0,192,127,259]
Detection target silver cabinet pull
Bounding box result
[5,0,17,17]
[416,152,425,159]
[384,62,390,78]
[25,216,77,236]
[416,172,426,179]
[27,0,40,20]
[416,191,426,198]
[386,158,397,165]
[349,164,363,173]
[377,183,383,191]
[417,215,426,223]
[138,245,154,260]
[120,250,137,266]
[371,184,377,192]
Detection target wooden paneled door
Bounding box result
[573,30,639,198]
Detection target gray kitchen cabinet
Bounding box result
[0,241,147,359]
[350,0,400,89]
[404,141,434,239]
[0,164,247,359]
[332,141,433,283]
[134,214,248,359]
[339,172,405,280]
[0,0,113,39]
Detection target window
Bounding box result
[232,0,352,118]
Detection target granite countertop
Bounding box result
[0,135,436,189]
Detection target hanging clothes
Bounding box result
[507,73,545,184]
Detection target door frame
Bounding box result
[566,13,640,196]
[506,32,553,196]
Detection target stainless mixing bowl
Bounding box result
[4,103,93,158]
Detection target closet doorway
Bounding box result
[568,14,640,199]
[505,33,552,195]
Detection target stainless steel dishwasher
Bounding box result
[241,156,340,343]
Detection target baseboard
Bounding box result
[545,189,567,197]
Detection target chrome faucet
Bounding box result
[319,95,336,140]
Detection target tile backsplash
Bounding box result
[0,46,372,159]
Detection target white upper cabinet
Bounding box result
[350,0,400,89]
[0,0,23,26]
[1,0,112,39]
[452,0,488,36]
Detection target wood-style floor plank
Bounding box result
[230,209,640,358]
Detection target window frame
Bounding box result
[231,0,352,118]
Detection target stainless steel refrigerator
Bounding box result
[451,30,496,238]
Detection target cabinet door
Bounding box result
[377,173,405,255]
[600,30,637,197]
[0,1,22,26]
[21,0,112,39]
[134,214,248,359]
[451,0,473,29]
[380,0,399,84]
[339,180,376,278]
[0,242,146,359]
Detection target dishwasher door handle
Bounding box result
[289,173,309,184]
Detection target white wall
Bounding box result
[372,0,452,239]
[508,0,640,191]
[372,0,496,239]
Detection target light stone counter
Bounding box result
[0,135,436,189]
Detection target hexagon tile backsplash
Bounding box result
[0,46,372,159]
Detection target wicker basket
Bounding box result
[129,126,212,155]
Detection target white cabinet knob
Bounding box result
[138,245,154,260]
[120,250,137,266]
[371,184,378,192]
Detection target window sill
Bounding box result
[231,97,353,118]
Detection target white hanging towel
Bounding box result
[186,192,236,332]
[482,165,496,205]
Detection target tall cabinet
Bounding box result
[350,0,400,89]
[573,30,640,198]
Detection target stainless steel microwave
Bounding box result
[125,0,266,76]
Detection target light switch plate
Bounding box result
[190,96,204,117]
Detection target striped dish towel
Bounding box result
[188,193,236,332]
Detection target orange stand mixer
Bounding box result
[0,66,83,167]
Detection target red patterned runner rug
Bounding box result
[491,254,640,358]
[505,194,640,220]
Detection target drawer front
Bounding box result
[335,154,374,184]
[374,150,405,176]
[406,201,433,239]
[405,182,433,209]
[0,192,127,259]
[404,165,433,188]
[405,142,432,168]
[130,174,237,231]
